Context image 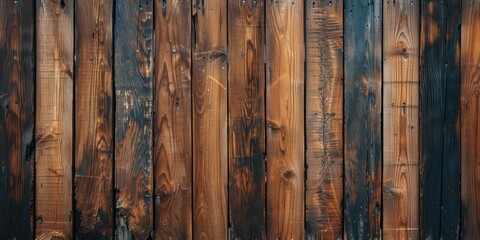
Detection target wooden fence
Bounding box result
[0,0,479,239]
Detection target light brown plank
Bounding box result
[35,0,74,238]
[382,0,420,239]
[266,0,304,238]
[461,0,480,238]
[192,0,228,238]
[154,0,192,238]
[74,0,113,238]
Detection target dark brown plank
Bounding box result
[420,0,461,239]
[383,0,420,239]
[154,0,192,238]
[114,0,153,239]
[344,0,382,239]
[192,0,228,238]
[461,0,480,238]
[305,0,343,239]
[0,0,34,239]
[74,0,114,238]
[265,0,304,238]
[228,0,266,238]
[35,0,74,238]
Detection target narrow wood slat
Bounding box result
[154,0,192,238]
[305,0,343,239]
[461,0,480,238]
[192,0,228,238]
[382,0,420,239]
[35,0,74,238]
[74,0,114,238]
[420,0,461,239]
[228,0,266,238]
[114,0,153,239]
[344,0,382,239]
[266,0,304,238]
[0,0,35,239]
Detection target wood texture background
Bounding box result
[1,0,480,239]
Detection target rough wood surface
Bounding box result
[192,0,228,238]
[382,0,420,239]
[74,0,113,238]
[461,0,480,238]
[227,0,266,239]
[344,0,382,239]
[0,0,34,239]
[420,0,461,239]
[265,0,304,238]
[114,0,153,239]
[305,0,343,239]
[154,0,192,238]
[35,0,74,238]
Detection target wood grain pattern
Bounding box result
[382,0,420,239]
[35,0,74,238]
[0,0,34,239]
[305,0,343,239]
[461,0,480,238]
[225,0,268,239]
[154,0,192,238]
[420,0,461,239]
[192,0,228,238]
[344,0,382,239]
[114,0,153,239]
[265,0,304,238]
[227,0,266,239]
[74,0,113,238]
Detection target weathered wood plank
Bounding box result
[74,0,114,238]
[420,0,461,239]
[344,0,382,239]
[265,0,304,238]
[383,0,420,239]
[35,0,74,238]
[305,0,343,239]
[228,0,266,238]
[192,0,228,238]
[461,0,480,238]
[114,0,153,239]
[0,0,34,239]
[154,0,192,238]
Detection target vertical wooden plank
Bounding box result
[192,0,228,238]
[114,0,153,239]
[228,0,266,238]
[154,0,192,238]
[305,0,343,239]
[461,0,480,238]
[36,0,73,238]
[382,0,419,239]
[344,0,382,239]
[0,0,34,239]
[419,0,461,239]
[265,0,304,238]
[74,0,114,238]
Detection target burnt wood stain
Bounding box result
[344,0,382,239]
[0,0,34,239]
[420,0,461,239]
[228,0,266,238]
[74,0,114,239]
[114,0,153,239]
